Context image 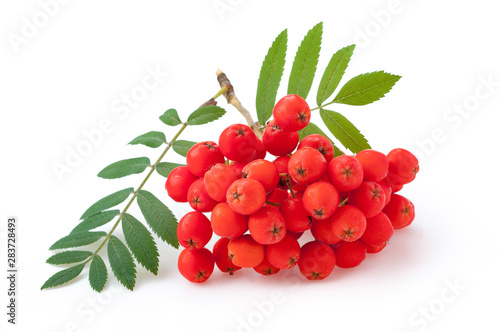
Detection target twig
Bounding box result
[216,69,263,138]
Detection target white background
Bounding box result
[1,1,499,331]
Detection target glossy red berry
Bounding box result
[210,202,248,239]
[383,194,415,229]
[298,241,336,280]
[177,211,213,250]
[186,141,225,177]
[386,148,419,185]
[226,178,266,215]
[262,120,299,156]
[327,155,364,192]
[165,166,198,202]
[330,205,367,242]
[288,147,327,185]
[302,181,340,220]
[242,159,279,193]
[298,134,335,163]
[310,216,341,245]
[204,163,237,202]
[360,212,394,246]
[348,181,386,218]
[187,178,218,212]
[279,197,313,233]
[218,124,258,162]
[253,257,281,276]
[355,149,389,182]
[248,207,287,245]
[212,237,241,275]
[333,240,367,269]
[228,234,265,268]
[178,248,215,283]
[265,233,301,269]
[273,94,311,131]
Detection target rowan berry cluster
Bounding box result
[166,94,419,283]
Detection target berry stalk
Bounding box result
[216,69,263,138]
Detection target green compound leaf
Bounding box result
[172,140,196,157]
[256,29,288,125]
[72,210,120,234]
[80,188,134,219]
[89,255,108,292]
[320,109,371,154]
[288,22,323,99]
[159,108,182,126]
[298,122,344,157]
[41,263,85,290]
[155,162,185,178]
[122,213,159,275]
[46,251,93,265]
[333,71,401,105]
[49,231,107,250]
[187,105,226,126]
[97,157,151,179]
[136,190,179,249]
[107,235,136,291]
[316,44,355,106]
[128,131,166,148]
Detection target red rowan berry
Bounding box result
[298,241,336,280]
[226,178,266,215]
[177,248,215,283]
[186,141,225,177]
[273,94,311,132]
[165,166,198,202]
[228,235,265,268]
[218,124,258,161]
[177,211,212,250]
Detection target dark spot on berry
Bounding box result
[272,124,282,132]
[236,127,246,136]
[232,192,241,200]
[278,177,287,187]
[311,271,321,279]
[271,226,281,236]
[297,167,305,176]
[307,216,314,225]
[297,112,307,123]
[371,188,380,198]
[264,268,273,275]
[204,142,216,150]
[342,229,353,239]
[241,172,248,178]
[342,167,352,177]
[313,209,324,217]
[187,238,196,247]
[318,146,326,155]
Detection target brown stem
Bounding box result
[216,69,263,138]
